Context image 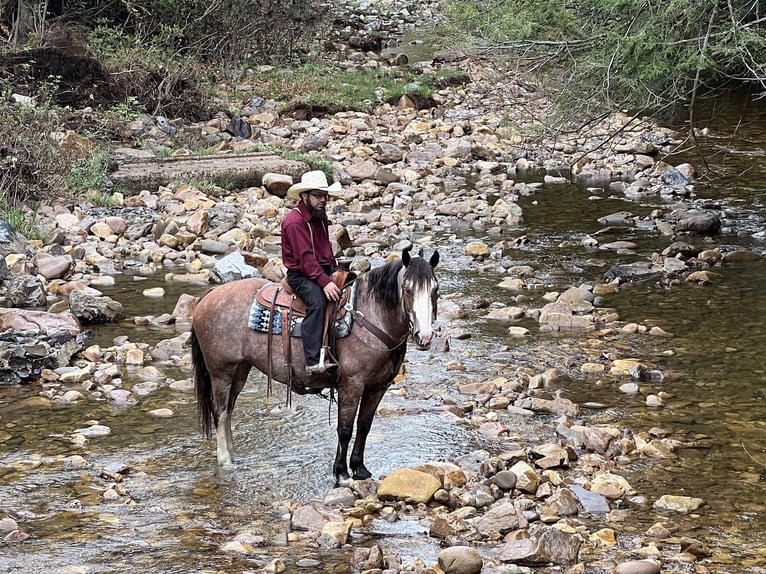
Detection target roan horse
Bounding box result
[191,247,439,484]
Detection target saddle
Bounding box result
[255,269,355,322]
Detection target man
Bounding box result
[281,171,342,375]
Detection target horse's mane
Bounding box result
[361,256,433,310]
[362,258,404,310]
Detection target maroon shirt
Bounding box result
[281,200,336,288]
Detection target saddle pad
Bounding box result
[248,300,300,335]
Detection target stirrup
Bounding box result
[318,347,337,370]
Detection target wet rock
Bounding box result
[73,423,111,437]
[352,543,384,570]
[291,504,341,532]
[377,468,441,503]
[438,546,483,574]
[538,302,594,332]
[721,249,762,263]
[590,472,635,499]
[220,531,265,554]
[569,484,610,514]
[652,494,704,513]
[674,211,720,235]
[68,290,124,324]
[318,520,351,548]
[614,560,661,574]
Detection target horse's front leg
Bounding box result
[349,386,388,481]
[333,425,353,486]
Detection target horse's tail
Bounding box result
[191,325,215,438]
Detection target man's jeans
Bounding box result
[286,270,329,366]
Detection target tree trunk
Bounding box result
[12,0,47,48]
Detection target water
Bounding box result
[2,94,766,572]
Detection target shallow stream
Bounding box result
[1,96,766,572]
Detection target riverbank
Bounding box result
[2,1,766,573]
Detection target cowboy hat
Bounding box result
[286,170,342,199]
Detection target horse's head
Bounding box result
[401,247,440,350]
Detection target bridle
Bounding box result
[349,259,438,353]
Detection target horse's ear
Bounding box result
[429,250,440,268]
[402,246,412,267]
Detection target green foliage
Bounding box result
[253,64,453,112]
[85,191,117,207]
[66,148,111,194]
[0,194,43,240]
[103,96,145,123]
[440,0,766,119]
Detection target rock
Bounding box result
[34,253,73,279]
[210,250,261,283]
[674,211,721,234]
[301,132,329,152]
[8,274,47,307]
[68,290,124,324]
[652,494,705,513]
[73,424,111,437]
[474,500,519,535]
[508,461,538,494]
[498,526,581,564]
[491,469,517,490]
[0,309,81,335]
[291,505,340,532]
[262,172,293,197]
[0,217,28,258]
[437,546,483,574]
[346,160,378,181]
[377,468,441,503]
[569,484,611,513]
[661,165,690,186]
[721,249,762,263]
[318,520,351,548]
[352,543,384,570]
[465,241,490,258]
[614,560,661,574]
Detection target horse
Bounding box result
[190,247,440,484]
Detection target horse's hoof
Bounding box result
[352,467,372,481]
[335,476,352,487]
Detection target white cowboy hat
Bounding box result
[286,170,342,199]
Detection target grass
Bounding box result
[66,147,111,195]
[251,64,465,112]
[0,194,44,240]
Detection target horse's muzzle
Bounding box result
[412,331,433,350]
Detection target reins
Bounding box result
[350,310,407,352]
